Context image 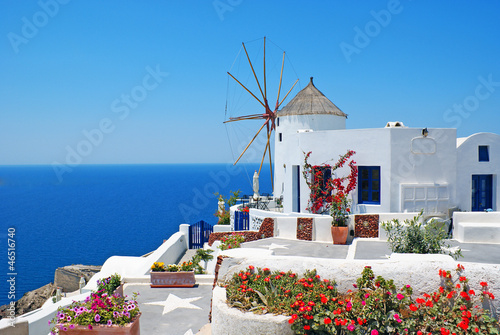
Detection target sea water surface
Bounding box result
[0,164,271,306]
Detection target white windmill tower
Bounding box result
[273,77,347,212]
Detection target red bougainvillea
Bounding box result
[302,150,358,219]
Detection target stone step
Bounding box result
[177,249,198,264]
[453,222,500,243]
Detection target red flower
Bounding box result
[324,317,332,324]
[304,325,310,330]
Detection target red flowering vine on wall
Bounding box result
[302,150,358,220]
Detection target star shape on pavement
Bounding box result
[258,243,289,250]
[268,243,289,250]
[144,294,202,315]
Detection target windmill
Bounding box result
[224,37,299,192]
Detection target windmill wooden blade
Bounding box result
[242,42,266,102]
[275,51,285,109]
[233,120,268,165]
[266,128,274,191]
[227,72,265,108]
[263,36,267,102]
[278,78,299,108]
[258,134,270,175]
[223,114,263,123]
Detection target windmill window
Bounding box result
[277,118,279,127]
[358,166,381,205]
[279,133,282,142]
[478,146,489,162]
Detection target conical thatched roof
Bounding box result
[278,77,347,117]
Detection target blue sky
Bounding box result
[1,0,499,165]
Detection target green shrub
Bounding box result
[218,233,246,250]
[214,190,241,225]
[96,273,121,296]
[381,212,462,260]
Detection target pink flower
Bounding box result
[371,330,379,335]
[397,293,404,300]
[347,324,355,331]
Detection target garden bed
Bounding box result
[213,255,500,334]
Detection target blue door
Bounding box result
[471,175,493,211]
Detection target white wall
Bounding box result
[456,133,500,211]
[274,113,345,208]
[276,126,458,216]
[389,127,457,214]
[283,128,391,214]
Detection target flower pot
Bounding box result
[59,314,140,335]
[112,284,124,297]
[150,271,196,288]
[331,226,348,245]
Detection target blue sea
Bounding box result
[0,164,271,306]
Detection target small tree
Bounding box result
[214,190,241,225]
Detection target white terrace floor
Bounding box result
[131,237,500,335]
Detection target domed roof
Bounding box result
[278,77,347,117]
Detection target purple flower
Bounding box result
[88,325,93,330]
[69,325,75,329]
[95,314,101,322]
[107,320,113,326]
[67,316,72,322]
[113,311,120,318]
[123,311,130,318]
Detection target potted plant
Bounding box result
[97,273,123,298]
[150,261,195,288]
[330,193,351,244]
[149,248,214,287]
[49,290,140,334]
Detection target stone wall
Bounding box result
[54,264,102,292]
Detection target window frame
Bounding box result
[358,166,381,205]
[478,145,489,162]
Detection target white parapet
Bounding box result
[453,211,500,243]
[275,217,297,239]
[213,224,232,233]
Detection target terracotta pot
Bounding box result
[150,271,196,288]
[59,314,140,335]
[331,226,348,245]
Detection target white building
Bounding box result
[274,77,500,217]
